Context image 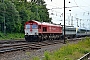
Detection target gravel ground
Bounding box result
[0,40,79,60]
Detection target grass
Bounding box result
[33,37,90,60]
[0,32,24,40]
[33,57,40,60]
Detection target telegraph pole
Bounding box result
[71,16,73,26]
[68,16,70,25]
[80,19,82,28]
[76,18,79,27]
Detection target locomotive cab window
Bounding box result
[32,24,38,29]
[43,27,47,32]
[26,24,30,29]
[38,25,41,29]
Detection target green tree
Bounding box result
[13,1,32,32]
[0,2,5,32]
[0,0,21,33]
[0,0,51,33]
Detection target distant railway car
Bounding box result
[24,20,62,42]
[62,26,76,38]
[76,28,90,37]
[86,30,90,35]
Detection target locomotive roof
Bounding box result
[31,20,62,27]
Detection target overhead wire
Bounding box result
[74,0,89,12]
[47,0,90,19]
[46,0,90,14]
[48,0,90,27]
[48,0,63,8]
[46,3,60,8]
[82,0,90,6]
[81,0,90,15]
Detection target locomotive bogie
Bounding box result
[38,33,62,41]
[25,35,38,42]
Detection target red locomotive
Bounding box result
[24,20,62,42]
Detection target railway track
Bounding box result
[78,52,90,60]
[0,40,63,53]
[0,40,25,44]
[0,38,82,54]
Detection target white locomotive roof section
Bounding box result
[32,20,62,27]
[42,22,62,27]
[32,20,41,24]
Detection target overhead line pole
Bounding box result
[51,0,66,44]
[63,0,66,44]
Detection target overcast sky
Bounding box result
[27,0,90,29]
[44,0,90,29]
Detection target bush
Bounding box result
[33,37,90,60]
[0,32,24,40]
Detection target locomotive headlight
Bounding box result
[26,33,28,35]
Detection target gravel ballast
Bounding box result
[0,40,79,60]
